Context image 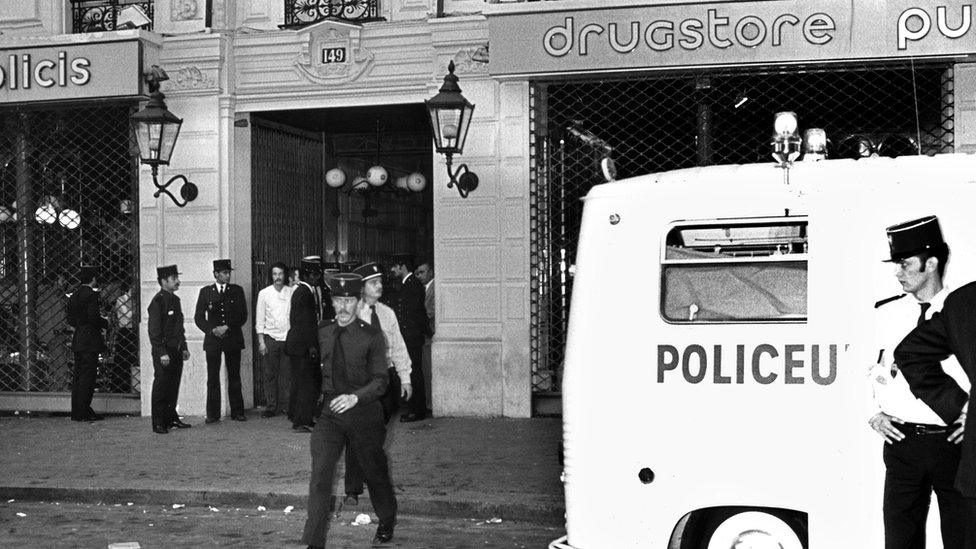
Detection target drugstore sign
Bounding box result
[0,40,143,104]
[487,0,976,78]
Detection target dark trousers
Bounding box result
[404,335,426,415]
[150,352,184,428]
[301,401,397,547]
[966,498,976,548]
[206,348,243,419]
[289,354,320,427]
[71,351,98,419]
[345,369,400,496]
[883,430,966,549]
[261,336,290,413]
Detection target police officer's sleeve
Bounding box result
[147,296,167,358]
[895,313,968,424]
[352,330,389,405]
[229,285,248,328]
[193,287,214,334]
[84,291,108,329]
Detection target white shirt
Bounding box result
[216,283,227,294]
[868,288,971,425]
[357,300,412,384]
[255,284,294,341]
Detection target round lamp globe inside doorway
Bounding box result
[366,166,388,186]
[325,168,347,188]
[406,172,427,192]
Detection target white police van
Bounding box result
[551,117,976,548]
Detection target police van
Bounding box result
[550,118,976,548]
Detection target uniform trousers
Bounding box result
[261,336,290,414]
[289,355,320,427]
[883,429,966,549]
[344,369,401,496]
[404,334,426,415]
[71,351,99,419]
[206,348,243,419]
[301,400,397,546]
[150,352,184,428]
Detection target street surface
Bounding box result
[0,500,562,548]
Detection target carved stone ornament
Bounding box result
[170,66,217,90]
[293,20,375,85]
[450,47,489,76]
[172,0,200,21]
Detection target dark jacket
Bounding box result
[894,281,976,496]
[318,318,388,404]
[66,285,107,353]
[194,283,247,352]
[391,274,432,342]
[286,282,320,358]
[147,290,187,359]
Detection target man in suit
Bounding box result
[871,216,968,549]
[147,265,191,434]
[287,256,324,432]
[301,273,397,547]
[66,265,108,422]
[194,259,249,423]
[389,254,432,422]
[416,260,435,411]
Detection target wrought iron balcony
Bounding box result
[283,0,382,28]
[71,1,154,33]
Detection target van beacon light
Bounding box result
[802,128,827,161]
[771,111,802,184]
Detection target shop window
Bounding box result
[661,218,808,323]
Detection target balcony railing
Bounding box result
[283,0,382,28]
[71,1,154,33]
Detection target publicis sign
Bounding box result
[487,1,976,78]
[0,40,143,104]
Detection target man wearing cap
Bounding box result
[343,261,413,505]
[195,259,249,423]
[870,216,969,548]
[389,254,432,422]
[66,265,109,422]
[287,256,325,432]
[147,265,191,434]
[301,273,397,547]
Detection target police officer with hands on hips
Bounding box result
[871,216,969,548]
[66,264,109,422]
[195,259,249,423]
[147,265,191,434]
[301,273,398,548]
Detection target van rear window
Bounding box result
[661,218,807,323]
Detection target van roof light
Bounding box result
[773,112,798,136]
[802,128,827,161]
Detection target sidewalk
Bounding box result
[0,413,565,525]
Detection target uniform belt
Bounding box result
[900,422,947,435]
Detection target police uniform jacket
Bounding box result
[286,282,320,358]
[66,285,108,353]
[148,290,187,358]
[895,281,976,496]
[318,318,388,405]
[391,273,432,342]
[194,283,247,352]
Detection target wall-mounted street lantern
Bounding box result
[129,66,198,207]
[426,61,478,198]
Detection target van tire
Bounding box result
[678,508,807,549]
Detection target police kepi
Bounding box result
[884,215,948,262]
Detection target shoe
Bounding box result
[372,520,394,544]
[261,410,276,418]
[399,412,424,423]
[83,413,104,421]
[205,417,220,424]
[168,419,192,429]
[343,494,359,506]
[152,425,169,434]
[292,424,313,433]
[231,414,247,421]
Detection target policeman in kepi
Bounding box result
[66,264,108,422]
[301,273,398,548]
[869,215,970,548]
[148,265,191,434]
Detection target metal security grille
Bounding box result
[282,0,382,28]
[529,62,954,398]
[0,104,141,401]
[71,1,155,33]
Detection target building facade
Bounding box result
[0,1,974,418]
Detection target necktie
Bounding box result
[917,302,932,327]
[218,285,223,295]
[332,325,349,393]
[370,305,380,329]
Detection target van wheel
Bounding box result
[681,510,806,549]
